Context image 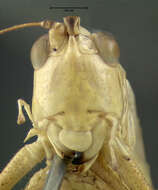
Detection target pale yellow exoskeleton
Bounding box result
[0,16,154,190]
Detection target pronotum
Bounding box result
[0,16,154,190]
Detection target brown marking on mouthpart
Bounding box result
[69,17,75,29]
[63,16,80,36]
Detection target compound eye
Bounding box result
[91,31,120,64]
[31,34,50,70]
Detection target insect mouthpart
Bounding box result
[64,151,83,165]
[72,152,83,165]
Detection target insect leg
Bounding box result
[113,138,154,190]
[24,166,49,190]
[0,140,45,190]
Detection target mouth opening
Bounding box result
[64,151,84,165]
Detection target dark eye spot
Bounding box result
[53,48,57,51]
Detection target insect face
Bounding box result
[29,17,125,173]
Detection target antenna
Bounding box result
[0,20,55,35]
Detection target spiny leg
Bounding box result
[0,140,45,190]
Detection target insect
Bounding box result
[0,16,154,190]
